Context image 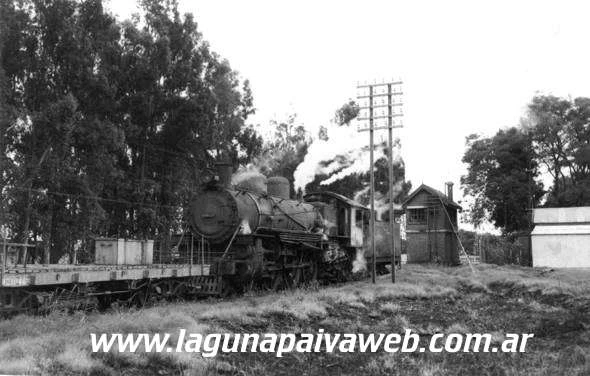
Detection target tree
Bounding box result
[1,0,259,260]
[458,229,476,255]
[334,100,360,126]
[524,95,590,206]
[318,125,329,141]
[461,127,544,233]
[0,1,13,237]
[1,0,123,260]
[254,114,311,195]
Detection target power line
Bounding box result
[10,187,330,216]
[11,187,184,210]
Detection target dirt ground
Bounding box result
[0,264,589,375]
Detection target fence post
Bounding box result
[201,235,204,275]
[23,240,28,270]
[1,237,6,285]
[190,233,194,274]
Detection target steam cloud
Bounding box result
[293,121,404,196]
[352,248,367,273]
[232,165,268,193]
[355,181,404,220]
[293,122,362,191]
[319,145,386,186]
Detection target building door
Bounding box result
[426,207,440,262]
[338,205,348,236]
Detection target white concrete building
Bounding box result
[531,207,590,268]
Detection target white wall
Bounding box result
[531,207,590,268]
[532,234,590,268]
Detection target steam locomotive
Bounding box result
[186,161,401,294]
[0,161,399,315]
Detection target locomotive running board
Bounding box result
[280,240,323,251]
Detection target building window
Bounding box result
[449,209,457,226]
[408,208,426,224]
[356,209,364,226]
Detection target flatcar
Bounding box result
[0,239,214,315]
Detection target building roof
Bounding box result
[402,184,462,210]
[304,191,369,210]
[533,207,590,224]
[531,224,590,235]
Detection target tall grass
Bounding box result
[0,263,588,375]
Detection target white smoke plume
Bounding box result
[352,248,367,273]
[232,165,267,193]
[353,186,370,202]
[294,120,403,192]
[319,145,386,186]
[373,181,404,219]
[293,121,360,191]
[351,180,404,220]
[239,219,252,235]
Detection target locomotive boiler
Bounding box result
[188,175,323,245]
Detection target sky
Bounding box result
[109,0,590,229]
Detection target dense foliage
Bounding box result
[334,100,360,126]
[255,114,310,197]
[525,95,590,206]
[461,94,590,233]
[461,127,543,233]
[0,0,260,260]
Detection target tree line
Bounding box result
[0,0,262,261]
[461,94,590,234]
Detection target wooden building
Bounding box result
[402,183,461,265]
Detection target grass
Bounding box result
[0,263,589,375]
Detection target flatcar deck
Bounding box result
[1,263,211,288]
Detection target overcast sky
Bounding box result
[110,0,590,224]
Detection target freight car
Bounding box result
[0,237,215,315]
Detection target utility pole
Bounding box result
[369,85,375,284]
[387,83,396,283]
[357,79,404,284]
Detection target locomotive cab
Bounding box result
[304,191,400,274]
[303,192,369,249]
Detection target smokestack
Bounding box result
[215,158,233,188]
[445,182,454,202]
